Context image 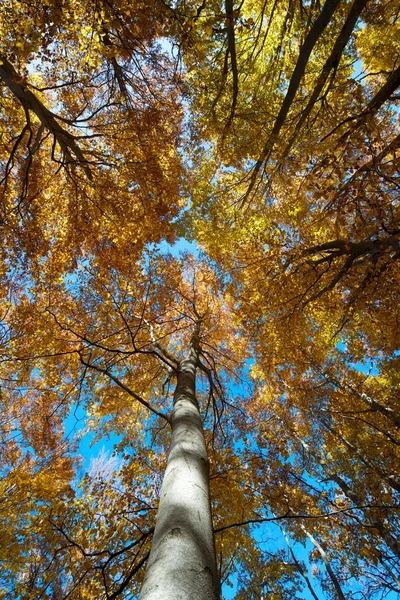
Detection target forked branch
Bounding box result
[0,56,92,179]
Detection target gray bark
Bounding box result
[300,525,346,600]
[140,329,219,600]
[279,522,320,600]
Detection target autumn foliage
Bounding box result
[0,0,399,598]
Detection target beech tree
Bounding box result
[0,0,399,598]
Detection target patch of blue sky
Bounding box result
[156,237,200,257]
[221,517,332,600]
[336,340,380,376]
[63,400,123,478]
[352,54,400,118]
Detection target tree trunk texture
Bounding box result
[140,331,219,600]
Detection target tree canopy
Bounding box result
[0,0,399,598]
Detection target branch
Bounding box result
[0,56,92,179]
[327,131,400,205]
[79,353,171,424]
[280,523,320,600]
[107,551,150,599]
[320,62,400,144]
[214,504,400,533]
[132,307,179,371]
[50,517,154,560]
[300,524,346,600]
[241,0,341,205]
[319,418,400,493]
[280,0,369,161]
[312,362,400,428]
[300,233,400,303]
[46,307,177,374]
[223,0,239,130]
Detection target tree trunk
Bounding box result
[279,522,320,600]
[300,525,346,600]
[140,329,219,600]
